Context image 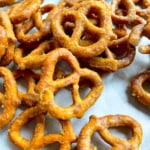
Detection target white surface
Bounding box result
[0,0,150,149]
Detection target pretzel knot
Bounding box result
[130,69,150,107]
[35,48,103,120]
[0,67,20,128]
[77,115,142,150]
[14,4,56,45]
[9,106,76,149]
[51,0,115,58]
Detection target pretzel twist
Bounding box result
[14,4,56,45]
[9,105,76,150]
[51,0,116,57]
[35,48,103,120]
[0,67,20,128]
[77,115,142,150]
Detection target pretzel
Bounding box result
[14,39,59,70]
[14,4,56,45]
[0,67,20,128]
[51,0,116,57]
[9,105,76,149]
[34,48,103,120]
[111,0,145,24]
[130,69,150,107]
[0,11,16,66]
[8,0,43,24]
[77,114,142,150]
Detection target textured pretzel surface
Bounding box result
[77,114,143,150]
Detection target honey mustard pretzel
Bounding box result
[0,11,17,66]
[77,115,142,150]
[35,48,103,120]
[8,0,43,24]
[0,67,20,128]
[14,39,59,70]
[14,4,56,45]
[51,0,116,57]
[9,105,76,150]
[130,69,150,107]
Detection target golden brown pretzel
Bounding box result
[35,48,103,120]
[0,67,20,128]
[130,69,150,107]
[51,0,115,57]
[14,39,59,69]
[9,105,76,150]
[8,0,43,24]
[14,4,56,45]
[111,0,145,24]
[77,115,143,150]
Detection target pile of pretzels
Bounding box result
[0,0,150,149]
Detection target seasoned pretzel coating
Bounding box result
[0,67,20,128]
[14,39,59,69]
[35,48,103,120]
[51,0,116,57]
[130,69,150,107]
[9,105,76,150]
[0,11,17,65]
[8,0,43,24]
[14,4,56,45]
[14,69,40,107]
[77,115,142,150]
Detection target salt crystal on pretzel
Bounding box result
[77,114,142,150]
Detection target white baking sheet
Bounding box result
[0,0,150,149]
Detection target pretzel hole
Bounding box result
[109,126,132,140]
[55,87,73,107]
[116,2,128,17]
[86,7,100,27]
[53,60,73,80]
[79,29,99,46]
[21,119,36,140]
[79,78,92,99]
[0,78,4,93]
[44,116,62,134]
[91,132,110,149]
[17,78,28,93]
[142,78,150,93]
[62,14,75,37]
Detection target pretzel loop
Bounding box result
[35,48,103,120]
[77,115,142,150]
